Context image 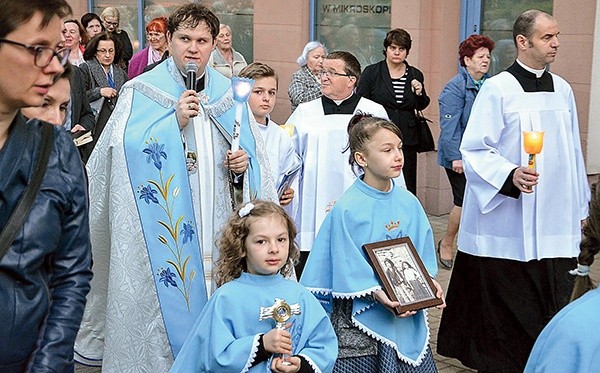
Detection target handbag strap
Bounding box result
[407,66,421,115]
[0,122,54,261]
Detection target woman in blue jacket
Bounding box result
[436,35,495,269]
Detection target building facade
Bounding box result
[68,0,599,214]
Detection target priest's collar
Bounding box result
[507,60,554,92]
[179,70,206,92]
[322,93,361,115]
[331,92,354,105]
[516,59,546,78]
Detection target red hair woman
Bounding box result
[436,34,495,269]
[128,16,168,79]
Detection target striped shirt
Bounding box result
[391,72,409,104]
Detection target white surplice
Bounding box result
[286,97,391,252]
[459,71,590,261]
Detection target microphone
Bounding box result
[185,62,198,91]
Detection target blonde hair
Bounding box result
[214,200,299,287]
[101,7,122,32]
[238,62,279,87]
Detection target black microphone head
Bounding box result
[185,62,198,90]
[185,62,198,74]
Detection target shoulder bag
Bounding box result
[415,109,435,153]
[407,66,435,153]
[0,122,54,260]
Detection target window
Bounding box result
[313,0,391,70]
[93,0,254,60]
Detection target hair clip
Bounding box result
[568,263,590,277]
[238,202,255,218]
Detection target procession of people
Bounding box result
[0,1,594,372]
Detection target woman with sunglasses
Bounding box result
[128,17,168,79]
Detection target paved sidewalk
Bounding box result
[428,212,600,372]
[428,214,475,373]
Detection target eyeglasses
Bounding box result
[0,39,70,67]
[319,69,352,78]
[97,48,115,55]
[104,21,119,27]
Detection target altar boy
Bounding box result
[239,62,302,206]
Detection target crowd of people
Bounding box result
[0,1,594,372]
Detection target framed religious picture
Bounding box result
[362,237,443,316]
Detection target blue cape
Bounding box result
[172,273,338,372]
[301,177,438,366]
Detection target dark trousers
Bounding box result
[437,251,575,372]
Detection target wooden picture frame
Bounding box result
[362,237,442,315]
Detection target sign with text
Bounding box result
[314,0,391,70]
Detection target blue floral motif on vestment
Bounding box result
[143,141,167,170]
[136,137,197,310]
[158,267,178,288]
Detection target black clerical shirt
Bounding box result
[321,94,361,115]
[506,61,555,92]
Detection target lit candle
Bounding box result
[230,77,254,152]
[522,131,544,170]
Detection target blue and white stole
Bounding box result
[123,60,203,358]
[122,59,263,357]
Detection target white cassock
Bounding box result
[286,95,402,252]
[459,69,590,261]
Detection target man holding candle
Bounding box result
[437,9,591,373]
[74,3,277,371]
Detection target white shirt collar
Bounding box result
[516,59,546,78]
[332,92,354,105]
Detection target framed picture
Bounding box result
[362,237,442,315]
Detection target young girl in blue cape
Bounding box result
[300,114,445,372]
[171,200,338,373]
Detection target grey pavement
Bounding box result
[428,214,475,373]
[76,212,598,372]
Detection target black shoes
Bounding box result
[437,240,453,270]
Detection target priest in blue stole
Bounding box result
[74,4,277,371]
